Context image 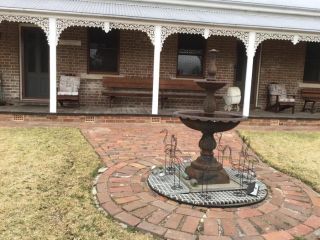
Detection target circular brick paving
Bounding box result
[83,124,320,240]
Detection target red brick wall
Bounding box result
[120,30,154,78]
[58,27,107,106]
[0,23,310,111]
[158,34,237,109]
[0,24,237,108]
[256,40,306,110]
[0,22,20,104]
[57,28,238,108]
[57,27,87,75]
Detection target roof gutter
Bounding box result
[123,0,320,17]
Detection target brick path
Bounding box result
[86,123,319,239]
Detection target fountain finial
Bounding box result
[207,49,219,80]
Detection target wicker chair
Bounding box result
[57,75,80,107]
[266,83,295,114]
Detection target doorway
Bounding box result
[21,26,49,99]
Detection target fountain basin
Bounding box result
[174,110,247,133]
[194,80,227,91]
[174,110,247,184]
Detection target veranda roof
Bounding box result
[1,0,320,33]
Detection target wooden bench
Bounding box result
[102,78,214,108]
[301,88,320,113]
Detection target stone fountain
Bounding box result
[148,49,267,207]
[175,49,246,184]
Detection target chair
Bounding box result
[57,75,80,107]
[267,83,295,114]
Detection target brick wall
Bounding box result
[0,22,311,111]
[58,27,107,106]
[57,27,237,108]
[256,40,306,110]
[1,113,319,128]
[0,22,20,104]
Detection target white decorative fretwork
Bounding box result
[253,32,320,51]
[56,19,105,43]
[160,25,250,52]
[298,34,320,43]
[208,28,250,51]
[55,19,155,45]
[3,13,320,54]
[160,26,205,47]
[0,14,49,40]
[110,22,155,45]
[203,28,210,39]
[254,32,295,52]
[292,35,300,45]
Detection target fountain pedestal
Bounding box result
[185,132,230,184]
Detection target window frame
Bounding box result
[87,28,120,75]
[303,42,320,84]
[176,34,206,78]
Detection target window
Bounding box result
[88,28,119,73]
[177,34,205,77]
[303,43,320,83]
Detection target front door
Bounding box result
[22,27,49,99]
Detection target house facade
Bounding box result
[0,0,320,116]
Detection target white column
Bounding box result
[49,18,57,113]
[242,32,256,117]
[152,25,162,115]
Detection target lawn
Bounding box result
[239,130,320,193]
[0,128,152,240]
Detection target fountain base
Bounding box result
[148,161,268,207]
[185,164,230,184]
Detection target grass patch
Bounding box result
[238,130,320,193]
[0,127,152,240]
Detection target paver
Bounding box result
[114,195,139,204]
[304,215,320,229]
[164,229,196,240]
[137,221,167,236]
[221,218,238,236]
[288,224,313,236]
[203,218,219,236]
[258,202,278,214]
[181,216,200,234]
[131,205,157,218]
[207,209,235,219]
[238,208,263,218]
[151,200,177,212]
[262,230,293,240]
[164,213,184,229]
[122,200,147,212]
[114,211,141,226]
[237,218,259,236]
[147,209,170,224]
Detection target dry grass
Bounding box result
[238,130,320,193]
[0,127,152,240]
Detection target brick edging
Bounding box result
[0,112,319,127]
